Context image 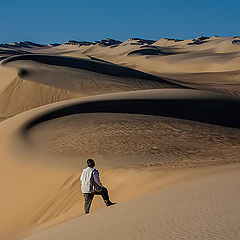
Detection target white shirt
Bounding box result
[80,167,103,193]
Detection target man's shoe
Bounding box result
[107,202,117,207]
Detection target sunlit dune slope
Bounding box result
[60,36,240,74]
[1,88,240,240]
[49,36,240,95]
[0,62,80,118]
[0,53,183,117]
[2,54,182,91]
[23,164,240,240]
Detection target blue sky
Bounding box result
[0,0,239,44]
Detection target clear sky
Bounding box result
[0,0,239,44]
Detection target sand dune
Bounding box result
[1,88,240,240]
[27,112,240,168]
[65,36,240,96]
[0,53,183,118]
[2,54,180,87]
[0,36,240,240]
[23,163,240,240]
[59,36,240,74]
[22,89,240,129]
[0,46,29,60]
[159,70,240,97]
[0,76,80,117]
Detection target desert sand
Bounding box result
[0,36,240,240]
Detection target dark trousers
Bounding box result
[84,187,111,214]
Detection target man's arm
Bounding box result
[80,170,84,181]
[93,170,103,187]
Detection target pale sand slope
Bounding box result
[1,89,240,239]
[27,112,240,168]
[0,63,80,118]
[59,36,240,74]
[24,163,240,240]
[160,70,240,97]
[0,65,18,119]
[0,54,181,118]
[3,37,240,95]
[58,37,240,95]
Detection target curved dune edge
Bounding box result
[3,88,240,167]
[1,54,183,88]
[0,63,82,118]
[0,53,187,118]
[0,76,81,117]
[1,89,240,240]
[21,88,240,132]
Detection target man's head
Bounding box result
[87,159,95,168]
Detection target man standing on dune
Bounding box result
[80,159,116,214]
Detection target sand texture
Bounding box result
[0,37,240,240]
[24,164,240,240]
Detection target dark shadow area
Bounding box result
[0,49,29,55]
[232,40,240,45]
[187,40,209,45]
[0,56,8,60]
[128,48,177,56]
[0,48,30,60]
[23,96,240,134]
[65,40,92,46]
[187,37,210,45]
[93,39,122,46]
[196,36,210,41]
[164,38,184,42]
[128,48,163,56]
[130,38,156,45]
[140,45,160,49]
[0,44,12,48]
[18,69,28,78]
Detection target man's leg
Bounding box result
[84,193,94,214]
[97,187,115,206]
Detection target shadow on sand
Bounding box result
[23,90,240,133]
